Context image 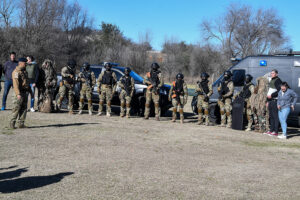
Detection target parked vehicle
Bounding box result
[192,51,300,126]
[55,64,172,116]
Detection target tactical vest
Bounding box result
[82,71,92,87]
[62,67,75,81]
[172,80,184,98]
[122,76,132,91]
[269,77,279,89]
[239,83,253,99]
[199,80,209,95]
[102,71,113,85]
[220,80,232,97]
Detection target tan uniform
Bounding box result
[169,80,188,123]
[10,66,31,128]
[234,83,255,131]
[57,66,76,112]
[97,70,117,115]
[218,80,234,127]
[143,71,164,119]
[78,71,96,112]
[195,80,213,125]
[118,75,135,117]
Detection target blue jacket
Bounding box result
[277,89,298,110]
[3,60,18,80]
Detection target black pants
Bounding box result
[268,100,279,133]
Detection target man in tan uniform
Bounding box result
[195,72,213,126]
[169,73,188,123]
[10,58,33,129]
[118,67,135,118]
[143,63,164,120]
[78,62,96,115]
[218,71,234,128]
[97,63,117,117]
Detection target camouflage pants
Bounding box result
[197,95,209,124]
[10,93,28,126]
[79,86,93,111]
[57,84,74,111]
[218,98,232,126]
[119,90,132,116]
[99,85,113,114]
[171,97,184,120]
[144,90,160,118]
[245,100,253,129]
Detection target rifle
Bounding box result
[197,81,209,101]
[81,71,92,89]
[121,77,131,96]
[150,71,160,94]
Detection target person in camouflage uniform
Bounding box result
[78,62,96,115]
[217,71,234,128]
[195,72,213,126]
[168,73,188,123]
[250,75,269,133]
[97,62,117,117]
[118,67,135,118]
[56,59,76,114]
[233,74,255,131]
[37,59,57,112]
[143,63,164,120]
[10,58,33,129]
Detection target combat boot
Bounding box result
[179,108,184,124]
[197,109,203,125]
[155,115,160,121]
[106,112,111,117]
[68,110,74,115]
[10,121,16,129]
[88,110,93,115]
[78,110,83,115]
[245,127,251,131]
[226,123,232,128]
[120,102,125,117]
[144,115,149,120]
[18,123,28,128]
[171,108,177,122]
[97,112,102,116]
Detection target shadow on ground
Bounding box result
[0,170,74,193]
[29,122,99,129]
[0,167,28,180]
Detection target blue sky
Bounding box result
[76,0,300,51]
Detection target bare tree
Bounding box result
[0,0,15,28]
[201,3,290,60]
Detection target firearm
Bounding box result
[150,71,160,94]
[218,82,225,100]
[80,71,92,89]
[121,77,131,96]
[197,81,209,101]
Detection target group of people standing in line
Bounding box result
[0,52,297,139]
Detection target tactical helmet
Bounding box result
[104,62,112,70]
[67,59,76,69]
[245,74,253,83]
[176,73,184,80]
[200,72,209,79]
[125,67,131,74]
[151,62,160,71]
[83,62,90,71]
[224,70,232,77]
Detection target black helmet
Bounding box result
[245,74,253,83]
[224,70,232,77]
[125,67,131,74]
[151,62,160,71]
[67,59,76,69]
[200,72,209,79]
[176,73,184,80]
[83,62,90,71]
[104,62,112,70]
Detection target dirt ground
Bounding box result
[0,88,300,200]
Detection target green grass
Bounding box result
[242,140,300,149]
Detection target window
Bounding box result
[232,69,246,87]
